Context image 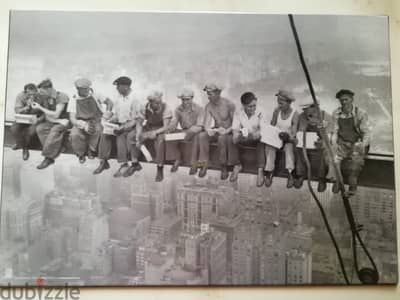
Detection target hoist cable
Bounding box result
[288,14,378,284]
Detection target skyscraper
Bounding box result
[177,184,236,233]
[285,249,313,284]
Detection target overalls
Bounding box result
[71,96,103,157]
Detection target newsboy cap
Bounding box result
[203,83,222,92]
[177,87,194,99]
[275,89,295,102]
[37,79,53,89]
[335,89,354,99]
[113,76,132,86]
[74,78,92,89]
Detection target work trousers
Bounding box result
[11,123,37,149]
[36,121,68,159]
[167,130,200,166]
[264,143,295,172]
[232,134,265,168]
[70,122,102,157]
[98,129,134,163]
[198,132,238,166]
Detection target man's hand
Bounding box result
[207,128,216,137]
[217,127,227,135]
[279,132,290,143]
[31,102,42,110]
[103,111,113,120]
[252,130,261,140]
[76,120,87,130]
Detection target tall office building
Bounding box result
[285,249,313,284]
[177,184,236,233]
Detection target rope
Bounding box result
[301,131,350,284]
[288,14,378,284]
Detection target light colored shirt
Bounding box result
[232,108,263,134]
[172,102,204,130]
[204,97,235,129]
[332,105,370,145]
[112,90,143,124]
[67,91,107,113]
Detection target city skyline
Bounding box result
[0,149,397,285]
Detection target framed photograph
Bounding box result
[0,10,396,286]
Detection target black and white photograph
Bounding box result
[0,11,397,286]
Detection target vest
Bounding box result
[145,102,166,130]
[76,96,102,121]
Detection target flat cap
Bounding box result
[177,87,194,99]
[113,76,132,86]
[38,79,53,89]
[74,78,92,88]
[203,83,222,92]
[147,89,163,101]
[276,89,295,102]
[335,89,354,99]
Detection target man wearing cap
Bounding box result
[31,79,70,169]
[168,87,204,174]
[231,92,265,184]
[68,78,113,163]
[294,99,334,191]
[197,83,236,179]
[11,83,44,160]
[93,76,144,177]
[136,89,173,182]
[331,89,370,195]
[262,89,299,188]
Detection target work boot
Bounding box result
[170,160,180,173]
[37,157,54,169]
[287,172,294,189]
[294,176,304,189]
[155,166,164,182]
[189,165,198,175]
[230,164,242,182]
[348,173,359,196]
[123,162,142,177]
[113,163,129,178]
[93,160,110,175]
[264,171,273,187]
[79,156,86,164]
[220,165,229,180]
[348,185,358,196]
[317,180,327,192]
[12,144,21,150]
[332,181,340,194]
[22,148,29,161]
[87,150,96,160]
[256,168,264,187]
[198,165,208,178]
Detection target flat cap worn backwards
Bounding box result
[74,78,92,88]
[113,76,132,86]
[276,89,295,102]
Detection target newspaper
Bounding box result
[260,124,283,149]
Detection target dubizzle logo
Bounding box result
[0,277,80,300]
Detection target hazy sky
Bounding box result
[5,11,390,122]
